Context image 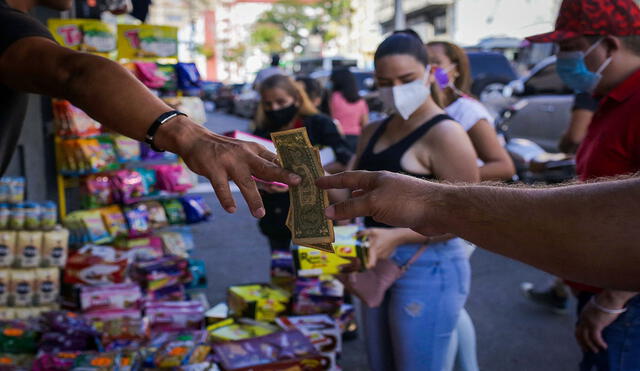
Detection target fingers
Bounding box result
[316,171,377,191]
[576,325,599,354]
[325,196,372,220]
[254,146,301,185]
[209,175,236,214]
[592,328,608,351]
[231,168,265,218]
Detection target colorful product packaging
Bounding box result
[99,205,128,239]
[9,269,35,306]
[0,269,9,305]
[38,311,100,353]
[276,315,342,371]
[0,203,10,229]
[227,284,290,322]
[143,200,169,229]
[0,230,16,267]
[80,283,141,313]
[291,277,344,316]
[0,319,39,353]
[35,268,60,305]
[64,245,128,286]
[15,231,43,268]
[207,318,278,342]
[145,301,205,333]
[180,195,211,224]
[161,198,186,225]
[42,228,69,268]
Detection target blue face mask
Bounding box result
[556,39,612,93]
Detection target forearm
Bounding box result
[478,160,516,181]
[432,177,640,290]
[392,228,430,246]
[596,290,638,309]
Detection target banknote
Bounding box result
[271,128,334,253]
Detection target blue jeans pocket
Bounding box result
[452,257,471,295]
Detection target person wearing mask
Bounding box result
[253,54,285,90]
[252,74,352,253]
[426,41,515,181]
[0,0,300,218]
[526,0,640,369]
[295,76,323,108]
[328,68,369,151]
[335,32,479,371]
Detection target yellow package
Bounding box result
[0,269,9,305]
[15,231,43,268]
[10,269,35,307]
[0,231,16,267]
[42,229,69,268]
[227,284,290,322]
[35,268,59,305]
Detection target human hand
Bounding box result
[157,121,300,218]
[358,228,401,269]
[575,297,620,353]
[257,181,289,194]
[316,171,447,236]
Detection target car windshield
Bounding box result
[468,53,518,81]
[352,72,373,91]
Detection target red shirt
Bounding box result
[569,68,640,293]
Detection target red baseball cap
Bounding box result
[527,0,640,43]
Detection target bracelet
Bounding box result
[145,110,187,152]
[589,296,627,314]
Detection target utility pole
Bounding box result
[393,0,406,30]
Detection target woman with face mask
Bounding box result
[337,32,479,371]
[252,74,352,253]
[426,41,515,181]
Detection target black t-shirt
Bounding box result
[572,92,599,112]
[0,0,54,175]
[253,113,353,240]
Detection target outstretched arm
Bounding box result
[317,171,640,290]
[0,37,300,217]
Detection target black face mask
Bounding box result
[265,104,299,127]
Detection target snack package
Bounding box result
[64,245,128,286]
[291,277,343,316]
[155,164,193,193]
[175,63,202,96]
[143,201,169,229]
[131,255,189,293]
[335,303,356,335]
[99,316,146,351]
[185,259,207,290]
[0,203,10,229]
[180,196,211,224]
[0,320,39,353]
[207,318,277,342]
[123,204,150,237]
[157,227,194,258]
[97,136,118,167]
[276,315,342,371]
[0,269,9,305]
[71,351,137,371]
[15,231,43,268]
[32,352,80,371]
[136,167,157,195]
[36,268,60,305]
[0,177,26,204]
[118,236,164,262]
[42,229,70,268]
[271,250,295,290]
[9,269,35,306]
[145,301,205,333]
[38,311,100,352]
[111,170,145,204]
[204,303,229,325]
[227,284,290,322]
[99,205,128,238]
[80,283,141,313]
[113,135,141,162]
[293,226,367,277]
[10,203,25,230]
[23,202,40,230]
[161,198,186,225]
[81,211,112,244]
[0,230,16,267]
[212,330,325,371]
[145,331,209,369]
[83,174,113,208]
[133,61,167,89]
[40,201,58,230]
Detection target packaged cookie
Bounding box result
[0,269,9,305]
[36,268,60,305]
[0,203,9,229]
[42,229,69,267]
[15,231,43,268]
[10,269,35,306]
[0,230,16,267]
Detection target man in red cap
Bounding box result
[526,0,640,369]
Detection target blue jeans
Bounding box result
[363,238,471,371]
[577,293,640,371]
[444,308,480,371]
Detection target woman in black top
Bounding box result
[253,74,352,251]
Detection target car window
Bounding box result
[522,63,572,95]
[468,53,518,81]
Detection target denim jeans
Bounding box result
[444,308,480,371]
[577,293,640,371]
[363,238,471,371]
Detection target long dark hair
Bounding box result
[374,30,443,107]
[330,68,361,103]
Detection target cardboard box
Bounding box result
[227,284,290,322]
[276,315,342,371]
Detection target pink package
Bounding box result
[145,300,204,333]
[153,165,192,193]
[82,308,142,322]
[80,283,142,313]
[111,170,145,204]
[133,61,167,89]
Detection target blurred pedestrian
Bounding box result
[252,74,352,252]
[332,32,479,371]
[329,68,369,151]
[253,53,285,90]
[526,0,640,369]
[558,92,598,154]
[295,76,323,108]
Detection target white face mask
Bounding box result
[379,67,431,120]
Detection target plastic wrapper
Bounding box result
[161,198,186,225]
[145,300,205,334]
[291,277,344,316]
[227,284,290,322]
[35,267,60,305]
[154,164,193,193]
[157,227,194,258]
[0,203,10,229]
[0,177,25,204]
[80,283,141,313]
[113,135,141,163]
[10,203,25,230]
[83,174,113,208]
[111,170,145,204]
[117,236,164,262]
[276,315,342,370]
[185,259,207,290]
[136,167,157,195]
[180,196,211,224]
[40,201,58,230]
[32,352,80,371]
[0,231,16,267]
[99,205,127,239]
[64,245,128,286]
[0,320,39,353]
[9,269,35,306]
[131,255,189,294]
[271,250,295,291]
[123,204,151,237]
[144,201,169,229]
[23,202,40,230]
[42,229,69,268]
[14,231,42,268]
[143,331,209,369]
[38,311,100,353]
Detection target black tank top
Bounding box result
[357,113,452,228]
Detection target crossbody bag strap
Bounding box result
[400,245,429,272]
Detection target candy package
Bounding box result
[291,276,344,316]
[157,227,194,258]
[99,205,128,238]
[64,245,127,286]
[80,283,141,313]
[155,164,193,193]
[144,201,168,229]
[131,255,189,293]
[156,64,178,95]
[39,311,100,353]
[133,61,167,89]
[117,236,164,262]
[175,62,202,96]
[42,229,69,268]
[161,198,186,225]
[35,268,60,305]
[9,269,35,306]
[292,240,367,277]
[207,318,277,342]
[276,314,342,366]
[185,259,207,290]
[99,316,146,351]
[180,195,211,224]
[0,203,9,229]
[113,135,141,162]
[97,137,118,168]
[271,250,295,290]
[0,269,8,305]
[0,177,25,204]
[123,204,150,237]
[83,174,113,208]
[10,203,25,230]
[111,170,145,204]
[145,331,209,369]
[15,231,43,268]
[0,230,16,267]
[81,211,112,244]
[145,301,205,333]
[227,284,290,322]
[0,320,39,353]
[32,352,80,371]
[40,201,58,230]
[23,202,40,230]
[136,167,157,195]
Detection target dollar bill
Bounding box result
[271,128,335,253]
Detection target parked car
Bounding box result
[501,56,574,152]
[215,83,244,113]
[467,52,519,102]
[234,84,260,118]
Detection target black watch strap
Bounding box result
[145,110,187,152]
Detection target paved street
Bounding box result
[192,111,581,371]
